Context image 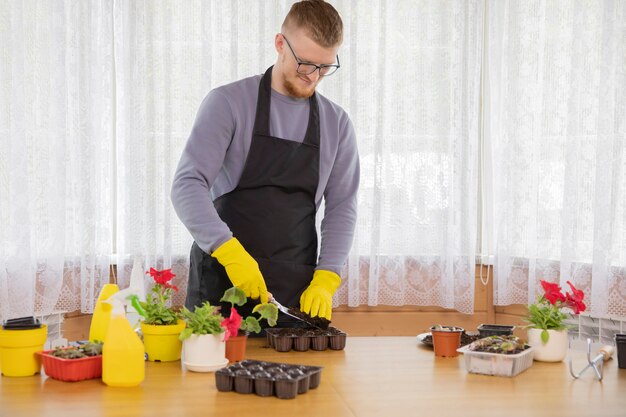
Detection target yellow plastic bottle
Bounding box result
[102,292,145,387]
[89,283,119,343]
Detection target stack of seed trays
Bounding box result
[265,327,347,352]
[214,359,323,399]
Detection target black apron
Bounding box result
[186,66,320,327]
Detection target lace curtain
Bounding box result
[331,1,482,312]
[487,0,626,317]
[113,0,482,313]
[1,0,479,319]
[0,1,114,321]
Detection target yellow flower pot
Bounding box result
[0,325,48,377]
[140,321,186,362]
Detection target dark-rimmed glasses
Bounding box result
[281,34,340,77]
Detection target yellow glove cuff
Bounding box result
[211,237,245,265]
[311,269,341,292]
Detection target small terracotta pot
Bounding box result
[431,326,463,358]
[225,334,248,362]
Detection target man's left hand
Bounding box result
[299,269,341,320]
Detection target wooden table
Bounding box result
[1,337,625,417]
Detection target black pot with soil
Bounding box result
[266,326,347,352]
[214,359,323,400]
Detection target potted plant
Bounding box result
[526,280,586,362]
[220,287,278,362]
[178,302,228,372]
[139,268,186,362]
[430,324,464,358]
[38,341,103,382]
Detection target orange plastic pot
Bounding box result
[431,326,463,358]
[225,335,248,362]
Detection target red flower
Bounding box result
[540,280,565,305]
[147,268,178,292]
[220,307,242,342]
[565,281,586,314]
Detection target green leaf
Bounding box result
[240,317,261,334]
[541,329,550,343]
[179,328,193,341]
[252,303,278,326]
[177,302,224,336]
[220,287,247,306]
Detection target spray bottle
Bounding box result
[126,256,147,328]
[102,289,146,387]
[89,283,120,343]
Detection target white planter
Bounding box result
[527,328,569,362]
[182,333,228,372]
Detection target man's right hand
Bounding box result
[211,237,268,303]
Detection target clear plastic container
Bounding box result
[457,345,534,377]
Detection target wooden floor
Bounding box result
[1,337,625,417]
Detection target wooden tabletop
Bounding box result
[1,337,625,417]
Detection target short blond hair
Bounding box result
[282,0,343,48]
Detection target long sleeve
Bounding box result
[170,90,235,253]
[317,116,360,275]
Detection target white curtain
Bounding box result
[112,0,291,307]
[487,0,626,317]
[0,1,114,321]
[113,0,482,313]
[330,1,482,313]
[1,0,481,318]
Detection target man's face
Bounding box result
[276,29,339,99]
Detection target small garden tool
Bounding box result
[568,338,614,381]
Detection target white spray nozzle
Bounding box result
[103,288,145,317]
[130,256,146,303]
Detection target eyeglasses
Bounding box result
[281,34,340,77]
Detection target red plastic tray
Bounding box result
[38,350,102,382]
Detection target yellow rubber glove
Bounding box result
[300,269,341,320]
[211,237,268,304]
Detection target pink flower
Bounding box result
[220,307,243,342]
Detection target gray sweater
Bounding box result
[171,74,359,275]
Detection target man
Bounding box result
[171,0,359,326]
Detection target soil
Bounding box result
[286,307,331,329]
[272,326,343,336]
[423,331,480,347]
[50,341,103,359]
[467,335,529,354]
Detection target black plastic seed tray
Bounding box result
[477,324,515,338]
[2,316,42,330]
[214,359,323,399]
[265,327,347,352]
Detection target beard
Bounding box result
[283,75,316,98]
[280,54,318,98]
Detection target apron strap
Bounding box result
[253,66,320,148]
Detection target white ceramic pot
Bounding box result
[527,328,569,362]
[182,333,228,372]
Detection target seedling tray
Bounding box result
[265,327,347,352]
[38,350,102,382]
[215,359,322,399]
[457,345,534,377]
[477,324,515,338]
